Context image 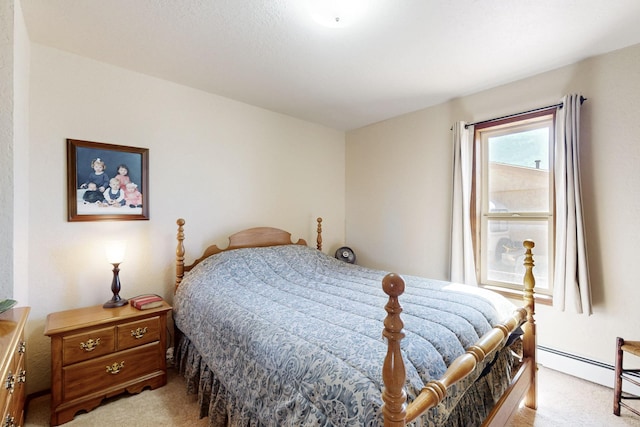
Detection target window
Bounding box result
[475,110,555,298]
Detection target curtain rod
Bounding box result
[464,96,587,128]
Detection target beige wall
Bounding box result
[25,44,346,393]
[346,44,640,370]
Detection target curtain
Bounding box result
[450,121,477,285]
[553,94,592,314]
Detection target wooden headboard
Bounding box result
[175,217,323,291]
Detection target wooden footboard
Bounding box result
[382,240,537,426]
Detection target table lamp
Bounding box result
[104,240,128,308]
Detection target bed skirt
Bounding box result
[174,335,263,427]
[175,333,521,427]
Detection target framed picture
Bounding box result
[67,139,149,221]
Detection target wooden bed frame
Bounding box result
[174,217,537,426]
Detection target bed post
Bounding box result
[522,239,537,409]
[316,217,323,251]
[381,273,407,426]
[175,218,186,293]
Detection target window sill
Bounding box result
[479,284,553,306]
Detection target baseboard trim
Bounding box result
[538,345,640,396]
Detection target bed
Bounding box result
[172,218,537,426]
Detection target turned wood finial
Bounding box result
[522,239,537,409]
[381,273,407,426]
[316,217,323,251]
[175,218,186,293]
[522,239,536,324]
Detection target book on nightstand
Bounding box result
[129,294,164,310]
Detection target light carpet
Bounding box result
[24,365,640,426]
[25,368,208,427]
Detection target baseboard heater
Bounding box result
[538,345,640,396]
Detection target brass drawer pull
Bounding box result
[3,413,16,427]
[80,338,101,352]
[18,341,26,354]
[4,373,15,393]
[17,370,26,384]
[131,327,148,339]
[106,361,125,374]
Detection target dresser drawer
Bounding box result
[8,370,26,426]
[117,316,160,350]
[1,337,26,408]
[62,341,163,402]
[1,404,11,427]
[62,326,116,365]
[0,308,29,427]
[12,348,26,417]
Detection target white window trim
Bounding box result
[475,112,555,297]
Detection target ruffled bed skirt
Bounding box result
[175,335,266,427]
[175,333,521,427]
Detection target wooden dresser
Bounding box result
[0,307,30,427]
[44,302,171,426]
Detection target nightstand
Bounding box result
[44,302,171,426]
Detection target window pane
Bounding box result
[486,219,549,291]
[487,128,550,213]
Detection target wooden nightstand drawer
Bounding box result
[62,326,116,365]
[117,316,160,350]
[62,341,163,402]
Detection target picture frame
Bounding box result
[67,139,149,221]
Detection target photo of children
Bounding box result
[68,139,148,220]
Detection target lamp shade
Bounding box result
[105,240,126,264]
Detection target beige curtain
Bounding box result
[553,94,592,314]
[450,121,477,285]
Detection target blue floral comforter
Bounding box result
[173,244,518,426]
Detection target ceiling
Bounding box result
[20,0,640,131]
